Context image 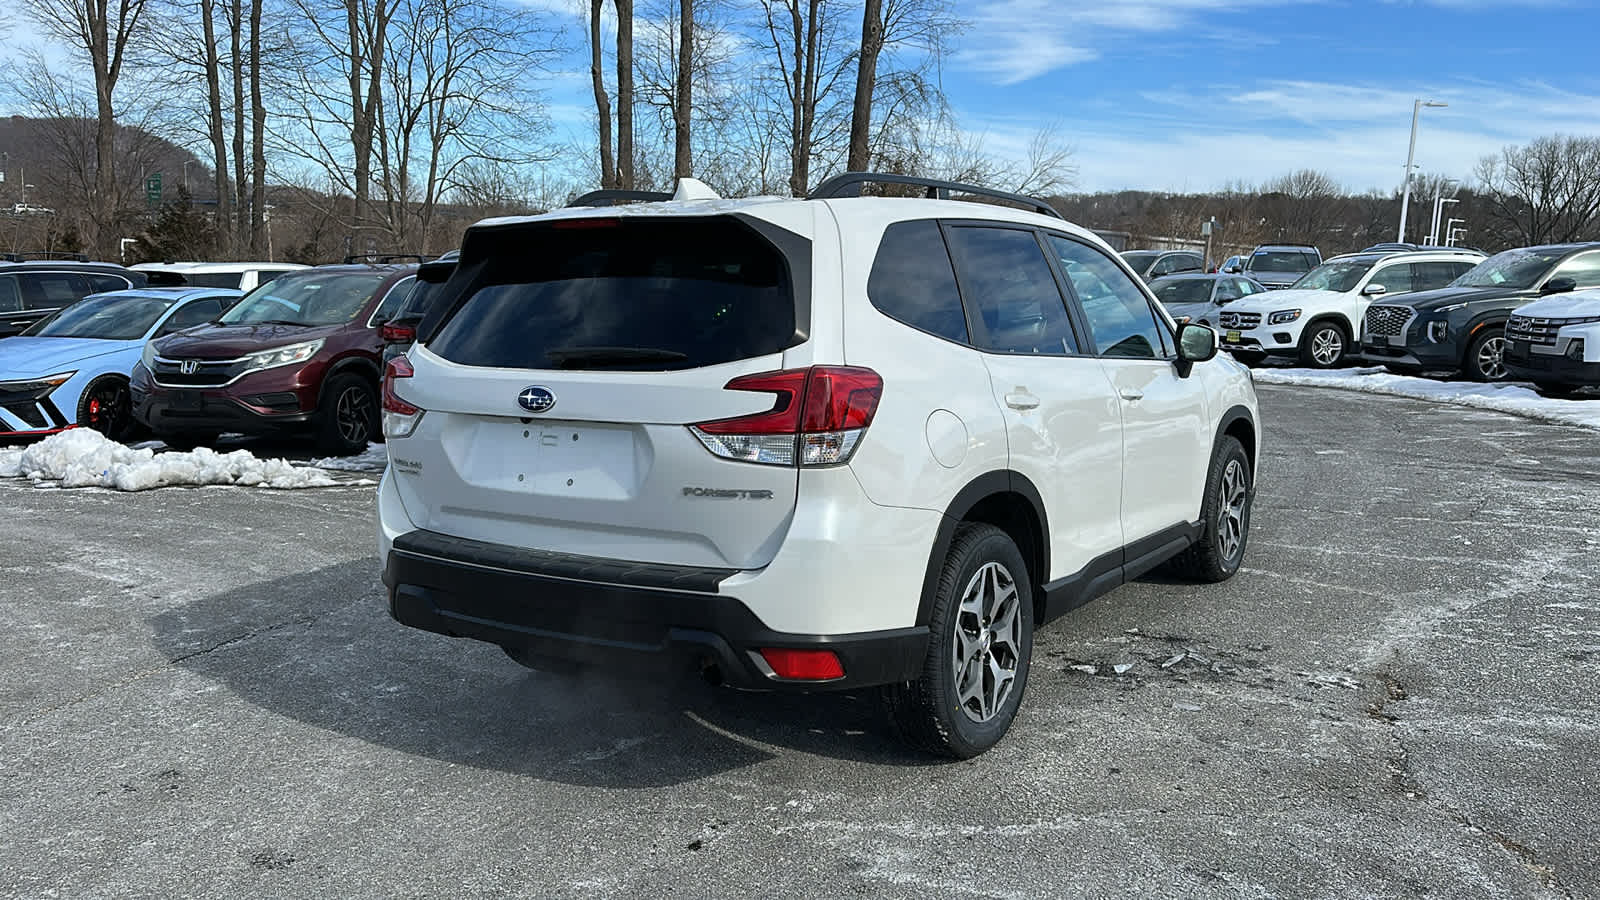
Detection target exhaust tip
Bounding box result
[698,657,723,686]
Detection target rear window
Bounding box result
[183,272,245,289]
[430,218,799,371]
[1248,251,1316,274]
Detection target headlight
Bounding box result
[1268,309,1301,325]
[0,371,76,396]
[1434,303,1466,313]
[141,341,158,371]
[1427,321,1449,343]
[241,339,324,373]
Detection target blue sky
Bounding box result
[932,0,1600,192]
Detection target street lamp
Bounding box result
[1430,197,1458,245]
[1445,217,1465,247]
[1397,98,1448,243]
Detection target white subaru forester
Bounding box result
[377,174,1261,758]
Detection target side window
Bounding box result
[866,220,969,343]
[943,226,1078,356]
[0,275,19,312]
[1049,234,1169,360]
[1150,256,1173,277]
[1412,262,1462,291]
[158,297,224,335]
[1554,252,1600,288]
[86,273,131,293]
[1214,279,1242,302]
[19,272,90,309]
[370,276,417,325]
[1367,264,1413,295]
[1235,278,1261,296]
[1174,254,1203,274]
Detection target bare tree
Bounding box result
[589,0,616,188]
[249,0,266,254]
[674,0,692,178]
[616,0,636,189]
[21,0,153,255]
[758,0,854,195]
[1475,135,1600,247]
[846,0,880,172]
[199,0,233,249]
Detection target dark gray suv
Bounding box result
[0,261,146,338]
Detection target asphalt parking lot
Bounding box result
[2,384,1596,899]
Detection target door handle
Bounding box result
[1119,389,1144,402]
[8,321,30,328]
[1004,391,1040,411]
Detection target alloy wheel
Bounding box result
[1217,459,1249,562]
[1311,327,1343,366]
[84,382,129,438]
[950,561,1022,724]
[335,385,374,444]
[1477,335,1507,380]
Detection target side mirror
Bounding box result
[1176,322,1218,375]
[1362,283,1387,296]
[1541,276,1578,296]
[1223,266,1240,274]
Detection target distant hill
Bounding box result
[0,115,212,207]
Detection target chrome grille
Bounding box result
[151,357,247,387]
[1364,305,1414,338]
[1219,311,1261,329]
[1506,314,1600,346]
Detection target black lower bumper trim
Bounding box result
[384,533,929,691]
[1504,344,1600,384]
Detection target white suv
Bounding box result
[1504,287,1600,395]
[376,175,1261,757]
[131,261,307,292]
[1218,249,1482,367]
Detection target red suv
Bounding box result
[132,263,418,453]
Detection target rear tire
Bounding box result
[1533,381,1578,398]
[156,432,219,452]
[883,523,1034,759]
[1167,436,1253,583]
[1299,321,1350,369]
[316,373,378,455]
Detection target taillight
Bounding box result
[382,356,424,438]
[379,322,416,344]
[690,366,881,467]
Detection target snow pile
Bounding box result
[311,442,388,472]
[0,428,342,491]
[1253,367,1600,431]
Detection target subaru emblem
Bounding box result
[180,359,199,375]
[517,386,556,413]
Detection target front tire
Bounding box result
[884,523,1034,759]
[316,373,378,455]
[1167,436,1253,583]
[76,376,134,441]
[1299,321,1350,369]
[1464,328,1508,382]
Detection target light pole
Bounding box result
[1445,217,1465,247]
[1430,197,1458,245]
[1397,98,1448,243]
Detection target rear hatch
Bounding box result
[390,212,816,571]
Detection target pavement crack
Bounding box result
[8,599,359,730]
[1367,672,1573,899]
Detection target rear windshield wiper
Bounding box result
[545,346,689,368]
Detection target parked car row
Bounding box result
[0,257,442,452]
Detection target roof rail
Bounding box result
[0,251,92,262]
[567,189,674,208]
[807,172,1064,220]
[342,253,427,265]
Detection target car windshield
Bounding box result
[219,271,384,326]
[33,294,174,340]
[1452,248,1565,289]
[1248,250,1315,274]
[1292,260,1373,293]
[1151,278,1212,304]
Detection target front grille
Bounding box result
[1505,315,1598,346]
[151,357,247,387]
[1,401,48,428]
[1365,305,1414,338]
[1219,311,1262,329]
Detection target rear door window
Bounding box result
[867,220,968,343]
[85,273,132,293]
[944,226,1078,356]
[158,297,225,335]
[19,272,89,309]
[1367,263,1414,294]
[430,218,800,371]
[0,275,20,312]
[1412,262,1467,291]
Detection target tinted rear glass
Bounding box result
[183,272,245,289]
[1248,251,1316,274]
[430,218,798,371]
[867,220,968,343]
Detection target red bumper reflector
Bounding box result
[759,648,845,681]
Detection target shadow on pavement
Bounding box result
[150,559,938,787]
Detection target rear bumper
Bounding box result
[382,529,929,691]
